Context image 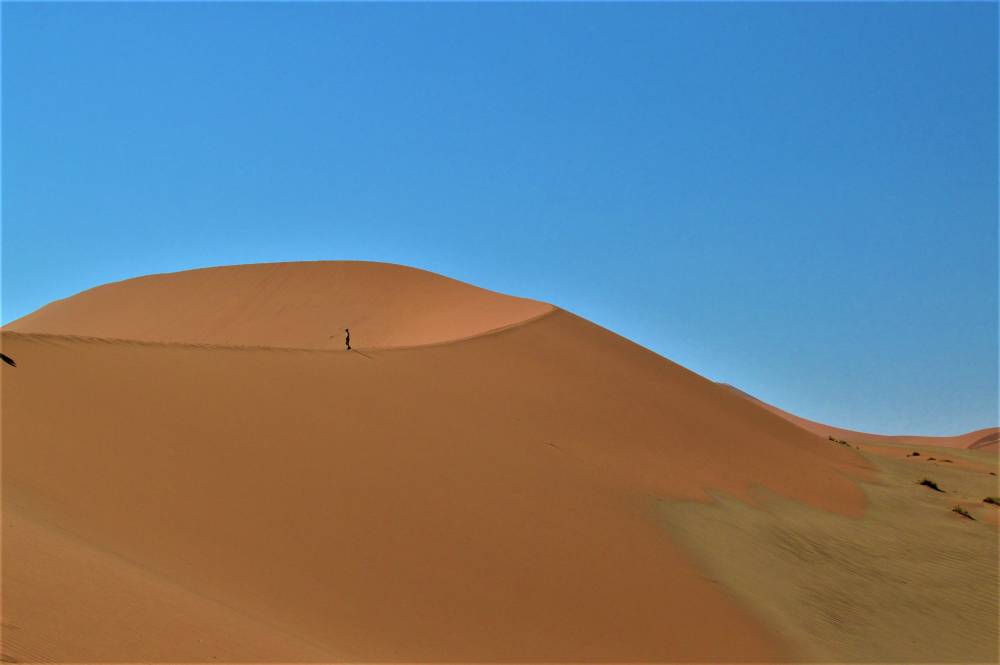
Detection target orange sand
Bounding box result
[5,261,554,350]
[2,262,882,661]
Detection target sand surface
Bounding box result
[1,262,994,662]
[2,501,335,662]
[659,444,999,662]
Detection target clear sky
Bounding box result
[2,2,997,436]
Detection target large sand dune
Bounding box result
[2,262,995,662]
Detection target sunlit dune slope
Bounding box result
[3,261,553,349]
[2,262,872,661]
[720,384,999,453]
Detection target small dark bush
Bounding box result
[983,497,1000,506]
[911,451,920,457]
[919,478,943,492]
[952,505,975,520]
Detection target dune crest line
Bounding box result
[3,261,555,350]
[1,306,558,355]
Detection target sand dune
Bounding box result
[2,262,994,662]
[720,384,999,452]
[4,261,553,350]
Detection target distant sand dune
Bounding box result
[968,430,999,451]
[719,384,999,452]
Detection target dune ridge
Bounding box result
[719,383,999,452]
[3,261,554,350]
[0,303,558,354]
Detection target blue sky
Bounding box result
[2,2,996,435]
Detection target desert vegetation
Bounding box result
[952,505,975,520]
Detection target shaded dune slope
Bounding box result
[720,384,999,453]
[2,262,872,661]
[4,261,553,350]
[2,502,333,662]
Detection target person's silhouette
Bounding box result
[345,328,351,351]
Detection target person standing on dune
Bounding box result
[345,328,351,351]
